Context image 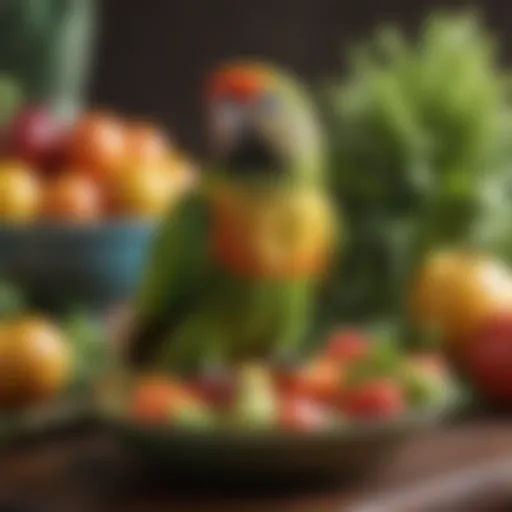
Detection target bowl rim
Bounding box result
[103,398,453,445]
[0,219,158,234]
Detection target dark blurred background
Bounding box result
[90,0,512,153]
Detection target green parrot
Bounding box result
[127,62,338,373]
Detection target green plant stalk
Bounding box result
[0,0,97,120]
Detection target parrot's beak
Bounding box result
[224,125,283,174]
[208,92,288,177]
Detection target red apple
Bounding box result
[465,313,512,405]
[5,106,63,171]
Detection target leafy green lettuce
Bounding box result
[320,11,512,331]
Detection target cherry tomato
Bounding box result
[343,380,405,420]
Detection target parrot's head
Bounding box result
[205,62,324,186]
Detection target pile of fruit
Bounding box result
[412,250,512,406]
[0,107,195,223]
[111,330,450,433]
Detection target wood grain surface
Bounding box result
[1,421,512,511]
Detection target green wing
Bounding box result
[128,191,212,366]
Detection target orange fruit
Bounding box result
[114,164,181,218]
[42,173,104,222]
[125,122,170,168]
[0,317,73,407]
[69,112,126,182]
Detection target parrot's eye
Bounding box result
[215,98,241,123]
[212,98,243,136]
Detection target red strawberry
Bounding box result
[465,314,512,405]
[343,380,405,420]
[325,329,369,364]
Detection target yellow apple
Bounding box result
[0,160,40,222]
[115,163,183,219]
[411,250,512,355]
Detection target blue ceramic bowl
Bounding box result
[0,222,156,311]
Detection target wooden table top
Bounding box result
[1,421,512,512]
